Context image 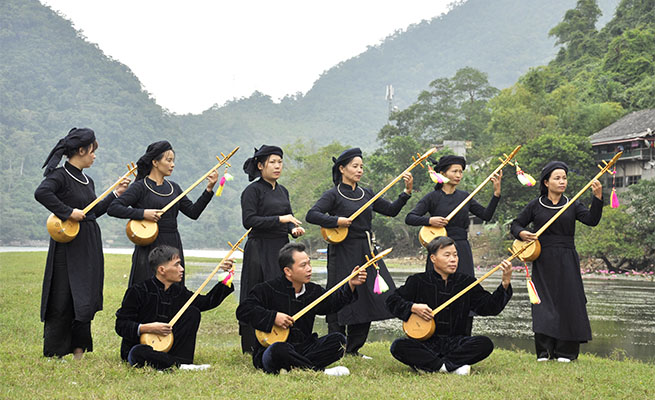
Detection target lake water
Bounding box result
[186,262,655,363]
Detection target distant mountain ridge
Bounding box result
[0,0,620,246]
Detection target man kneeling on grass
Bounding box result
[115,245,233,371]
[236,242,367,376]
[386,236,513,375]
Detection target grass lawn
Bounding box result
[0,252,653,399]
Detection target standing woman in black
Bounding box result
[108,141,218,287]
[238,145,305,353]
[306,148,413,357]
[405,155,502,277]
[511,161,603,362]
[35,128,129,359]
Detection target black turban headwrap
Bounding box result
[331,148,363,185]
[136,141,174,181]
[539,161,569,196]
[242,145,284,181]
[434,154,467,173]
[41,127,96,176]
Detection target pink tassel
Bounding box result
[515,163,536,187]
[611,188,620,208]
[427,165,449,184]
[373,269,389,294]
[215,172,234,197]
[219,270,234,287]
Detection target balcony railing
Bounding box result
[594,147,653,161]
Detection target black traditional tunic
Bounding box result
[511,196,603,342]
[305,184,410,325]
[239,179,295,302]
[236,275,356,369]
[107,178,213,286]
[115,276,233,362]
[386,269,512,333]
[406,190,500,277]
[35,162,114,323]
[386,269,512,371]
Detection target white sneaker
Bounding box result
[556,357,571,363]
[451,365,471,375]
[537,358,549,362]
[179,363,210,371]
[439,364,448,373]
[324,366,350,376]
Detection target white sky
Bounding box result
[41,0,452,114]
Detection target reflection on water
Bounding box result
[187,263,655,363]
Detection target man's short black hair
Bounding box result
[278,242,306,271]
[426,236,456,257]
[148,245,180,272]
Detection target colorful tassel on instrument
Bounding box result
[215,172,234,197]
[515,162,536,187]
[427,165,449,184]
[373,268,389,294]
[218,269,235,287]
[609,167,619,208]
[523,263,541,304]
[610,188,620,208]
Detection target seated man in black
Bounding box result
[115,245,233,370]
[386,236,512,375]
[236,242,367,375]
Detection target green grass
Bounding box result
[1,252,653,399]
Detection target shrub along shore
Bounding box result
[1,252,653,399]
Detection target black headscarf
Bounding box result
[434,154,466,173]
[136,141,174,181]
[331,148,363,185]
[430,154,467,191]
[539,161,569,196]
[242,145,284,181]
[42,128,96,176]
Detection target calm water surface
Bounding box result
[188,263,655,363]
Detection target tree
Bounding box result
[577,206,644,270]
[625,179,655,268]
[379,67,498,160]
[549,0,602,62]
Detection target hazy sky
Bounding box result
[41,0,452,114]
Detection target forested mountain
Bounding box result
[178,0,620,147]
[0,0,621,247]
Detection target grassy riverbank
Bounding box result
[1,252,653,399]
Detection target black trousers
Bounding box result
[390,335,494,372]
[534,332,580,360]
[43,246,92,357]
[328,320,370,355]
[260,332,346,374]
[127,307,202,370]
[240,323,257,354]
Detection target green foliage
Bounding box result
[282,141,350,251]
[380,67,498,161]
[577,206,644,270]
[550,0,602,62]
[625,179,655,267]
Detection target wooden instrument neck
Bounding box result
[444,145,521,221]
[348,148,437,220]
[291,248,392,321]
[168,228,250,326]
[160,147,238,215]
[533,151,621,238]
[81,166,136,215]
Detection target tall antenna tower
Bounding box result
[385,84,394,118]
